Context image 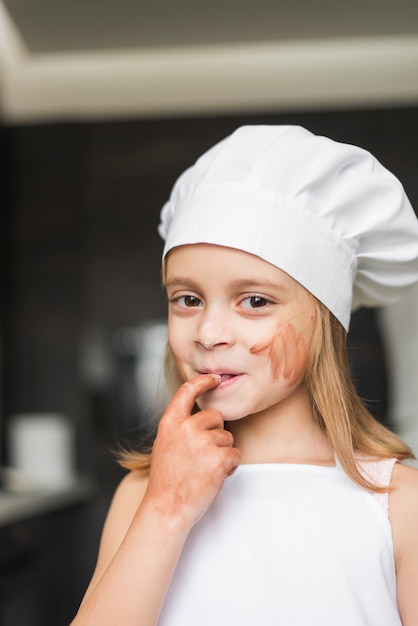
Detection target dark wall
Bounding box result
[0,125,14,465]
[2,107,418,477]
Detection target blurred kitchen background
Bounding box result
[0,1,417,624]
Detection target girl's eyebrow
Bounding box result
[165,276,289,293]
[164,277,201,290]
[229,278,290,293]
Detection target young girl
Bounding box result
[71,125,418,626]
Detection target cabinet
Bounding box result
[0,483,97,626]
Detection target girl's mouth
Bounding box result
[199,371,242,390]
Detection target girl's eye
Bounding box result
[175,295,202,308]
[241,295,269,309]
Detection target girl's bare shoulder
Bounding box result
[389,462,418,558]
[390,462,418,624]
[112,468,150,504]
[391,461,418,495]
[103,469,150,543]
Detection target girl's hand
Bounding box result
[142,374,240,529]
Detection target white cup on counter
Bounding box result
[8,412,76,491]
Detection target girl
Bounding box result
[72,125,418,626]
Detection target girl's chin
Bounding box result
[195,401,247,422]
[223,414,248,423]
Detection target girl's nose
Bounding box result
[196,314,231,349]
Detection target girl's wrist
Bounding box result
[136,494,196,540]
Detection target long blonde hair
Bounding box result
[119,300,414,490]
[305,300,413,490]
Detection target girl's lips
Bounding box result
[198,370,240,378]
[198,371,243,390]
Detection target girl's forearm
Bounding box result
[71,503,190,626]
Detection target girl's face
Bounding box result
[165,244,317,422]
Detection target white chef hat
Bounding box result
[158,125,418,330]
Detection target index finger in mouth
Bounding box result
[165,373,221,419]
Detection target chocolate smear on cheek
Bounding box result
[250,323,307,386]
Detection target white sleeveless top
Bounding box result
[158,459,401,626]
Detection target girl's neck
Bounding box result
[227,391,335,466]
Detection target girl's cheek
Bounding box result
[250,323,308,386]
[167,340,186,379]
[279,325,308,386]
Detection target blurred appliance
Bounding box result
[112,320,170,442]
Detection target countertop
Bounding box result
[0,475,96,527]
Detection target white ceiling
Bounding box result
[0,0,417,122]
[5,0,418,52]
